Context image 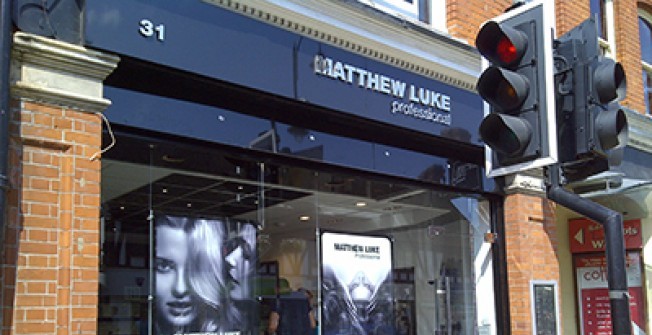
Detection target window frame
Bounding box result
[354,0,447,32]
[591,0,616,57]
[639,9,652,115]
[357,0,420,19]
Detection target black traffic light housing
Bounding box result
[476,0,557,177]
[554,18,628,183]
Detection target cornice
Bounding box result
[625,108,652,154]
[503,168,547,197]
[202,0,481,92]
[10,32,119,113]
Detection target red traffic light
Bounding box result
[497,37,519,64]
[475,1,556,177]
[477,67,530,112]
[476,21,528,69]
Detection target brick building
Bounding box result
[0,1,651,335]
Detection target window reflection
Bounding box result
[639,17,652,64]
[590,0,607,39]
[104,86,487,191]
[640,16,652,115]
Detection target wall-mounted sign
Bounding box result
[86,0,484,146]
[568,218,642,253]
[575,252,646,335]
[314,55,452,126]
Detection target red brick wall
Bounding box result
[447,0,511,46]
[555,0,590,36]
[3,101,102,335]
[503,193,559,335]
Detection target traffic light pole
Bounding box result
[545,164,631,335]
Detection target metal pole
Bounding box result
[546,165,631,335]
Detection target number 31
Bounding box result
[139,19,165,41]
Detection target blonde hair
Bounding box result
[187,218,240,331]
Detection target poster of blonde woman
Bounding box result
[320,231,395,335]
[155,215,257,335]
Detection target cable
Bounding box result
[89,112,116,161]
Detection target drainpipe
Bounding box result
[546,165,631,335]
[0,0,11,246]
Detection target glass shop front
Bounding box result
[87,3,499,335]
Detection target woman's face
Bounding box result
[224,240,250,300]
[156,226,197,328]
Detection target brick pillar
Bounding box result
[2,32,118,335]
[502,172,560,335]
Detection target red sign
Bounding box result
[569,218,642,253]
[575,253,646,335]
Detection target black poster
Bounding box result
[155,215,257,335]
[321,231,395,335]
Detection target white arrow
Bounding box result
[574,228,584,244]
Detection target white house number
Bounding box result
[139,19,165,41]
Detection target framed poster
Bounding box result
[320,231,394,335]
[574,252,646,335]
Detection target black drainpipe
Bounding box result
[0,0,12,247]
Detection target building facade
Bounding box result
[0,1,651,335]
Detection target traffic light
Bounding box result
[554,18,628,183]
[476,0,557,178]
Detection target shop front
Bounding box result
[85,1,502,335]
[87,1,504,334]
[97,130,497,335]
[12,1,652,335]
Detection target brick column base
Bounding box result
[504,191,559,335]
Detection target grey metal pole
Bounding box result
[546,165,631,335]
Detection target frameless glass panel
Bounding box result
[100,139,268,335]
[256,167,493,335]
[98,131,494,335]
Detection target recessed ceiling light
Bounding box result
[162,188,168,193]
[187,203,192,208]
[355,201,367,207]
[299,215,311,221]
